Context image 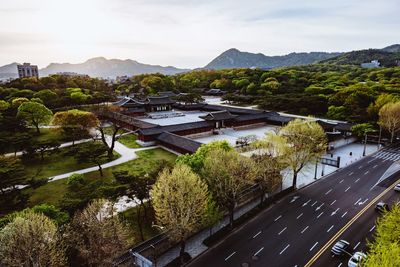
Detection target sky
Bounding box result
[0,0,399,69]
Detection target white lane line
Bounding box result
[345,186,351,192]
[316,203,324,211]
[302,199,311,207]
[358,165,363,169]
[225,251,236,261]
[310,242,318,251]
[301,226,309,234]
[325,189,332,195]
[341,211,348,218]
[339,179,344,183]
[330,200,336,205]
[355,178,360,183]
[373,164,378,169]
[317,212,324,218]
[278,227,287,235]
[279,244,290,255]
[254,247,264,257]
[311,201,318,207]
[348,172,354,176]
[274,215,282,222]
[338,263,343,267]
[367,159,375,163]
[296,213,303,219]
[354,198,362,205]
[364,171,369,175]
[327,225,334,232]
[253,231,262,239]
[331,208,340,216]
[353,242,360,250]
[370,225,376,232]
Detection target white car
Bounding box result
[348,252,367,267]
[394,183,400,192]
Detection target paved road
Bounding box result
[188,145,400,267]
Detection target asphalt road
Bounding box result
[188,145,400,267]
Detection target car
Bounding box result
[348,251,367,267]
[375,202,389,213]
[331,240,350,256]
[394,183,400,192]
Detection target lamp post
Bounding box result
[363,133,368,157]
[378,125,382,150]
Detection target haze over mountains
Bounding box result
[1,44,399,79]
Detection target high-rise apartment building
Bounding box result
[17,63,39,78]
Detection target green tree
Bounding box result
[52,109,99,145]
[17,101,53,134]
[151,164,209,264]
[0,211,66,266]
[0,156,26,194]
[279,119,327,188]
[74,142,108,176]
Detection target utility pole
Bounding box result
[363,133,368,157]
[378,125,382,150]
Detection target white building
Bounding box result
[361,60,380,69]
[17,63,39,78]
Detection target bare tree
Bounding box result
[0,211,66,267]
[379,102,400,143]
[66,199,132,267]
[151,164,209,264]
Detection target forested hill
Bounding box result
[204,48,341,69]
[321,49,400,67]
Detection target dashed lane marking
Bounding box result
[253,231,262,239]
[279,244,290,255]
[254,247,264,257]
[278,227,287,235]
[224,251,236,261]
[310,242,318,251]
[274,215,282,222]
[327,225,334,232]
[301,226,309,234]
[297,213,303,219]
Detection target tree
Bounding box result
[176,141,233,173]
[364,204,400,267]
[279,119,327,188]
[151,164,209,264]
[0,100,9,119]
[97,106,123,160]
[74,142,108,176]
[11,97,29,108]
[17,101,53,133]
[52,109,99,145]
[202,148,256,227]
[66,199,132,266]
[0,156,26,194]
[32,139,61,161]
[378,102,400,143]
[0,211,66,266]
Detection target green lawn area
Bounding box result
[117,133,141,148]
[25,148,177,207]
[102,126,127,136]
[22,142,119,180]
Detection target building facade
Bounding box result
[17,63,39,78]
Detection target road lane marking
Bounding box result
[355,178,360,183]
[353,242,360,250]
[364,171,369,175]
[290,196,300,203]
[370,225,376,232]
[339,179,344,183]
[345,186,351,192]
[310,242,318,251]
[224,251,236,261]
[358,165,363,169]
[330,200,336,205]
[254,247,264,257]
[311,201,318,207]
[274,215,282,221]
[278,227,287,235]
[301,226,309,234]
[367,159,375,163]
[373,164,378,168]
[297,213,303,219]
[358,198,369,205]
[341,211,348,218]
[302,199,311,207]
[316,203,324,211]
[304,177,400,267]
[331,208,340,216]
[325,189,332,195]
[338,263,342,267]
[348,172,354,176]
[279,244,290,255]
[354,198,362,205]
[327,225,334,232]
[253,231,262,239]
[317,212,324,218]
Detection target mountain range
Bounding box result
[0,44,399,79]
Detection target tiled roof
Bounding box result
[138,121,213,136]
[201,104,262,115]
[157,132,202,153]
[199,110,238,121]
[146,96,176,105]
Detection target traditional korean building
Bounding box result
[199,110,238,128]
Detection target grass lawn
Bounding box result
[22,142,119,180]
[25,148,177,207]
[102,126,127,136]
[117,133,141,148]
